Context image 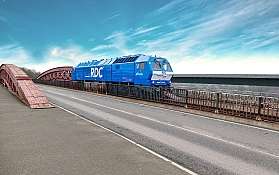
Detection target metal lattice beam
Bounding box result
[37,66,73,81]
[0,64,52,108]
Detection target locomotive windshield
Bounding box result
[163,62,172,72]
[152,59,172,72]
[153,60,162,71]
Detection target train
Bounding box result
[71,54,173,86]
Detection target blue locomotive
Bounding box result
[71,54,173,86]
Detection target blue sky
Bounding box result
[0,0,279,73]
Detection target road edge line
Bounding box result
[50,102,199,175]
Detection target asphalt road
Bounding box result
[0,86,187,175]
[40,85,279,175]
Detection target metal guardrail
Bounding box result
[35,80,279,123]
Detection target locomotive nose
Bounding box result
[151,71,172,86]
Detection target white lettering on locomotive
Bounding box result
[90,67,103,78]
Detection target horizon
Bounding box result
[0,0,279,74]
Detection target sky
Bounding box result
[0,0,279,74]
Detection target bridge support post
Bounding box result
[128,83,131,97]
[215,93,220,114]
[185,90,188,108]
[116,84,119,96]
[256,96,263,121]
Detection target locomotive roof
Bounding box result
[135,55,158,62]
[76,54,170,68]
[76,58,116,67]
[76,54,156,67]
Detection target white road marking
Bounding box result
[44,89,279,159]
[41,85,279,134]
[51,102,198,175]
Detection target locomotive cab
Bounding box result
[151,58,173,86]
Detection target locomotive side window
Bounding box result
[139,62,145,70]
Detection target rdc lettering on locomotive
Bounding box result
[91,67,103,78]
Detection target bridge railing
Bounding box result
[0,64,52,109]
[35,80,279,123]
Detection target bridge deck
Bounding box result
[39,84,279,175]
[0,86,186,175]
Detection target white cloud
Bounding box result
[154,0,186,15]
[103,13,120,23]
[148,0,279,54]
[0,44,106,72]
[0,45,30,65]
[0,44,18,52]
[102,0,279,60]
[24,59,71,73]
[104,32,123,41]
[45,45,107,66]
[1,0,279,74]
[50,47,60,57]
[131,26,161,36]
[90,44,114,52]
[1,42,279,74]
[94,32,131,56]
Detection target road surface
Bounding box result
[40,85,279,175]
[0,85,188,175]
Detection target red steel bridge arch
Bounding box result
[0,64,52,108]
[37,66,73,81]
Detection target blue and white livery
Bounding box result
[71,54,173,86]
